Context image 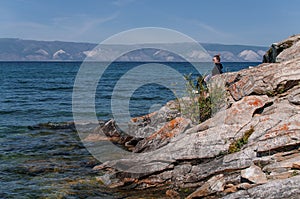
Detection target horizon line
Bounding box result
[0,37,269,48]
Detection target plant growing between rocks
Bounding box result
[177,74,227,124]
[228,126,255,154]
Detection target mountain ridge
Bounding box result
[0,38,268,62]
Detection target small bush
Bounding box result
[177,74,226,124]
[228,127,254,153]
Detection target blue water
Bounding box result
[0,61,260,198]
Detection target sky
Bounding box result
[0,0,299,46]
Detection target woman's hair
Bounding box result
[213,54,221,62]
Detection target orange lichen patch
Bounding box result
[131,112,157,123]
[168,117,182,129]
[279,124,289,131]
[123,178,138,183]
[131,118,137,123]
[264,123,294,139]
[274,123,291,131]
[248,98,263,107]
[264,131,279,139]
[260,116,270,122]
[147,117,186,140]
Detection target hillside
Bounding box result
[0,38,268,62]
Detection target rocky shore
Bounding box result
[82,34,300,198]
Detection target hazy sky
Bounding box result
[0,0,299,46]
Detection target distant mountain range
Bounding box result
[0,38,268,62]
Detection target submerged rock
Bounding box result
[28,121,76,130]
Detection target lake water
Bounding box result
[0,61,260,198]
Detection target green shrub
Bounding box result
[228,127,254,153]
[177,74,226,124]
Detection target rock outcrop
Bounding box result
[263,34,300,63]
[83,35,300,198]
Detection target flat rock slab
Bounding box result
[241,165,267,184]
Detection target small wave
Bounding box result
[36,97,61,102]
[40,86,73,91]
[130,96,159,101]
[0,125,29,133]
[0,110,17,114]
[2,99,16,103]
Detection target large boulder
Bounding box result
[263,34,300,63]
